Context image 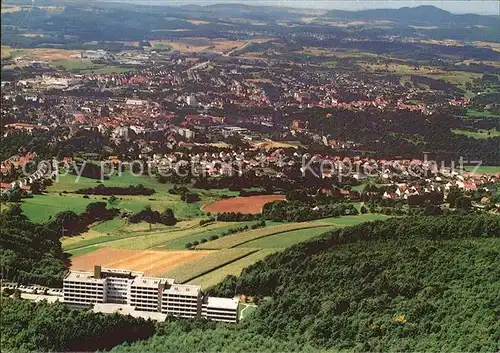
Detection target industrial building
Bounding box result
[63,266,238,323]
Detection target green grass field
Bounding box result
[188,249,277,289]
[162,248,258,282]
[238,303,258,320]
[196,223,333,250]
[236,226,337,248]
[67,245,102,257]
[452,129,500,139]
[163,221,259,249]
[50,59,133,73]
[64,220,243,252]
[21,194,94,223]
[465,109,500,118]
[362,62,481,86]
[464,165,500,174]
[310,213,391,225]
[91,218,126,233]
[49,172,174,194]
[26,171,212,223]
[20,192,202,223]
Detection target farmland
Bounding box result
[62,220,232,252]
[30,166,394,291]
[69,247,214,276]
[22,172,214,222]
[32,169,393,291]
[149,37,271,54]
[64,215,378,286]
[196,222,333,249]
[1,47,79,62]
[203,195,286,214]
[250,140,303,149]
[159,221,260,249]
[362,62,481,86]
[161,248,258,282]
[465,109,500,118]
[187,249,277,289]
[236,226,337,248]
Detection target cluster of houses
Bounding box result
[0,153,56,195]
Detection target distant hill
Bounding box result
[327,5,499,27]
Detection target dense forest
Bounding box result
[5,214,496,352]
[0,205,66,286]
[1,299,156,352]
[0,202,122,285]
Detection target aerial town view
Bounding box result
[0,0,499,351]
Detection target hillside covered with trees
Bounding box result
[1,299,155,352]
[0,205,66,286]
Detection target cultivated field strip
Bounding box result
[187,249,279,289]
[196,223,333,250]
[161,248,258,283]
[64,221,238,251]
[69,248,214,276]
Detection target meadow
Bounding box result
[196,222,333,249]
[236,226,337,248]
[20,192,203,223]
[452,128,500,139]
[161,248,258,282]
[50,59,133,73]
[23,172,213,223]
[188,249,277,289]
[48,172,173,193]
[465,109,500,118]
[21,194,94,223]
[63,220,231,252]
[464,165,500,174]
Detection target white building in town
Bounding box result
[186,95,197,106]
[63,266,238,323]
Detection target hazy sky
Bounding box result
[141,1,499,15]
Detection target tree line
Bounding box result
[75,184,155,196]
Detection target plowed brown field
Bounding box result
[69,248,213,276]
[203,195,286,214]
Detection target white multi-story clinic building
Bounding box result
[63,266,238,323]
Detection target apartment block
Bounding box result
[63,271,106,308]
[130,277,172,312]
[201,297,239,323]
[63,265,237,323]
[162,284,201,318]
[63,266,143,307]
